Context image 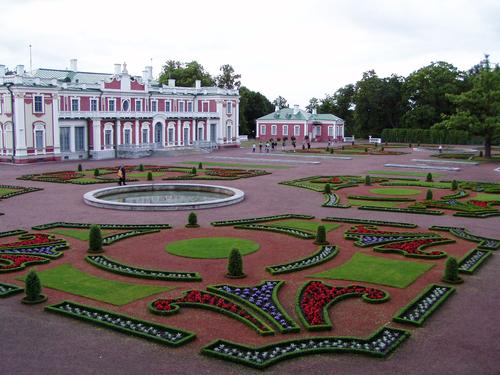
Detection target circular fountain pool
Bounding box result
[83,183,244,211]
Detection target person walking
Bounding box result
[117,165,126,186]
[259,142,263,153]
[252,143,256,153]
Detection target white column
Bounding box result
[134,120,140,144]
[206,117,210,141]
[14,93,27,156]
[235,99,240,142]
[52,94,60,154]
[70,125,75,152]
[177,119,181,145]
[192,120,196,143]
[162,121,166,147]
[116,120,122,145]
[303,121,307,139]
[92,119,101,151]
[256,121,259,138]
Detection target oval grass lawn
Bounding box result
[369,187,422,196]
[166,237,260,259]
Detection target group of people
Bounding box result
[252,139,298,153]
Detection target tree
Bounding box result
[273,96,289,109]
[215,64,241,89]
[22,269,46,304]
[306,97,319,113]
[443,256,462,283]
[158,60,214,87]
[239,86,274,136]
[434,56,499,158]
[186,212,199,228]
[88,224,103,253]
[314,225,328,245]
[227,248,245,278]
[402,61,467,129]
[319,84,355,135]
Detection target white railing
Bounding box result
[59,111,220,119]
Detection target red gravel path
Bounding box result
[0,145,499,374]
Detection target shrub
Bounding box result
[324,183,332,194]
[94,168,100,177]
[186,212,199,228]
[88,224,103,253]
[451,180,458,190]
[426,189,433,200]
[381,146,384,151]
[77,164,82,172]
[147,171,153,181]
[24,269,42,301]
[139,164,144,171]
[341,146,345,150]
[330,148,334,154]
[479,151,483,157]
[198,162,203,169]
[365,175,371,186]
[227,248,244,277]
[364,147,368,152]
[191,167,197,175]
[314,225,327,245]
[443,257,461,283]
[426,173,433,182]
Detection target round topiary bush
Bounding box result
[426,189,433,200]
[226,248,246,278]
[186,212,200,228]
[147,171,153,181]
[94,168,100,177]
[314,225,328,245]
[139,164,144,172]
[77,164,83,172]
[22,269,47,304]
[442,257,463,284]
[365,175,371,186]
[426,172,433,182]
[88,224,104,253]
[324,183,332,194]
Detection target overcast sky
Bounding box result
[1,0,498,107]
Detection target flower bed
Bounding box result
[46,300,195,347]
[442,190,469,200]
[345,225,437,247]
[0,233,68,259]
[297,281,389,331]
[321,217,418,228]
[211,214,314,227]
[32,222,171,231]
[102,229,159,245]
[149,290,273,336]
[358,206,444,215]
[86,255,202,281]
[347,195,416,202]
[208,281,300,333]
[374,238,451,258]
[201,326,410,369]
[393,284,455,326]
[0,185,43,199]
[0,281,23,297]
[266,246,338,275]
[457,248,492,274]
[234,224,314,239]
[0,229,28,238]
[322,193,351,208]
[0,254,50,272]
[430,226,500,250]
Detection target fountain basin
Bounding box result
[83,183,244,211]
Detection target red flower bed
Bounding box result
[151,290,269,332]
[43,171,82,181]
[469,200,489,208]
[0,234,57,249]
[347,225,401,235]
[299,281,387,328]
[378,238,446,256]
[0,254,48,271]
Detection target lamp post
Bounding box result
[5,82,16,162]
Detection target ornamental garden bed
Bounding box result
[0,219,496,369]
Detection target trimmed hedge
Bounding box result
[0,185,43,199]
[201,326,410,369]
[392,284,455,326]
[457,248,493,274]
[46,300,195,347]
[210,214,314,227]
[358,206,444,215]
[234,223,314,240]
[374,238,453,259]
[32,222,171,231]
[86,255,202,281]
[381,127,480,145]
[321,217,418,228]
[322,193,351,208]
[347,195,416,202]
[0,229,28,238]
[429,227,500,250]
[0,281,23,297]
[102,229,160,245]
[266,246,338,275]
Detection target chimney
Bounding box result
[312,108,317,115]
[142,70,148,81]
[195,80,201,89]
[168,78,176,87]
[0,65,5,77]
[70,59,78,71]
[275,105,280,112]
[293,104,299,115]
[114,63,121,75]
[146,66,153,80]
[16,65,25,76]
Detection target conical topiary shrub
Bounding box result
[451,180,458,190]
[198,162,203,170]
[191,167,197,175]
[442,257,463,284]
[426,172,433,182]
[22,269,47,304]
[186,212,200,228]
[94,168,100,177]
[147,171,153,181]
[365,175,371,186]
[324,183,332,194]
[226,248,246,278]
[139,164,144,171]
[426,189,433,200]
[88,224,104,253]
[77,164,83,172]
[314,225,328,245]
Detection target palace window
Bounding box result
[60,127,70,152]
[35,130,44,150]
[260,125,266,135]
[135,99,142,111]
[124,129,131,145]
[227,101,233,114]
[34,95,43,113]
[179,101,185,112]
[151,100,157,112]
[104,129,112,146]
[187,101,193,112]
[165,100,171,112]
[271,125,277,136]
[108,99,115,112]
[75,127,85,151]
[90,99,98,111]
[328,126,334,137]
[283,125,288,136]
[71,98,79,112]
[122,100,130,111]
[294,125,300,136]
[142,128,149,143]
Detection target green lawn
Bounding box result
[50,228,114,241]
[472,193,500,201]
[370,188,422,196]
[70,177,102,183]
[19,264,170,305]
[178,161,290,169]
[310,252,434,288]
[166,237,260,259]
[266,220,340,233]
[0,188,19,197]
[127,171,165,178]
[348,199,399,208]
[366,170,442,177]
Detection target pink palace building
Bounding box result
[0,60,239,163]
[256,105,344,143]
